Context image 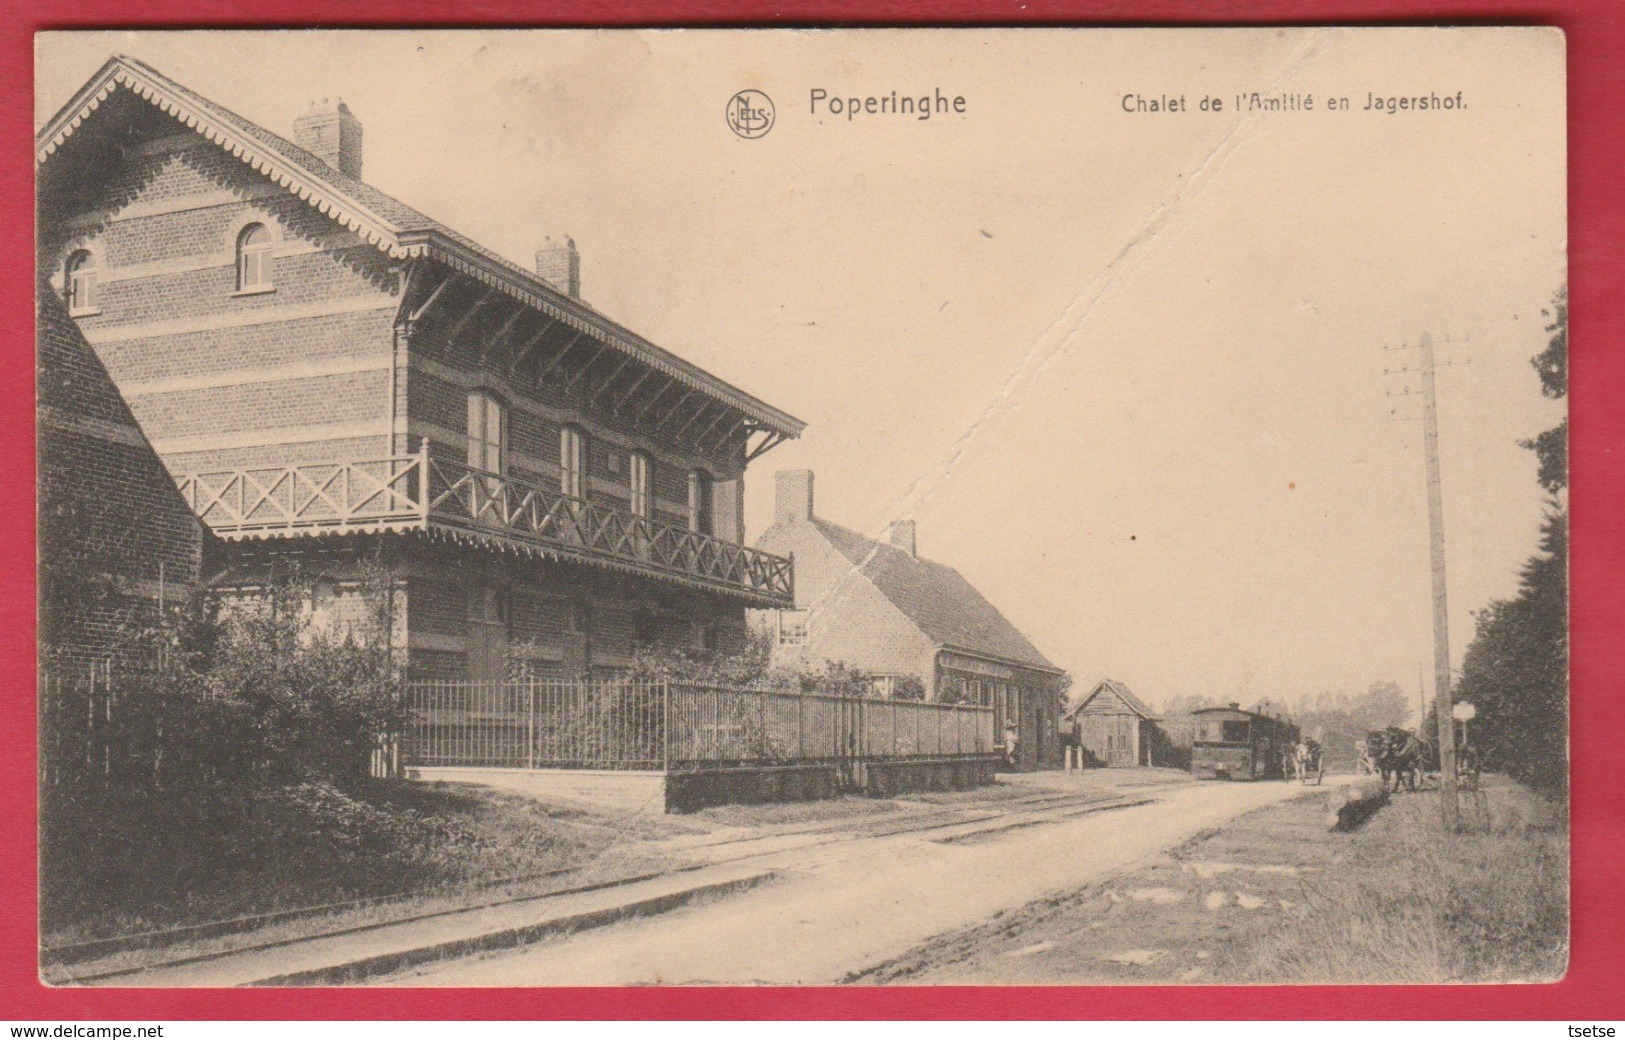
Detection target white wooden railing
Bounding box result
[174,445,793,602]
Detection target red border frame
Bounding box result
[4,0,1621,1020]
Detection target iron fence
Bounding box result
[401,679,994,772]
[39,660,118,791]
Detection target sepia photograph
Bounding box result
[34,27,1568,988]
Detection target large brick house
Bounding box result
[752,471,1068,768]
[37,291,205,669]
[37,56,802,681]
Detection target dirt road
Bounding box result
[384,775,1309,986]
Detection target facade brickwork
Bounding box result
[39,59,799,682]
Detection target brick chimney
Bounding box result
[535,235,581,298]
[887,520,917,558]
[775,470,814,524]
[292,99,364,179]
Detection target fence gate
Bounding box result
[834,692,865,790]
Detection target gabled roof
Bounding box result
[1064,678,1160,722]
[810,518,1061,675]
[36,55,804,438]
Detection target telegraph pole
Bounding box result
[1417,660,1426,729]
[1418,332,1459,830]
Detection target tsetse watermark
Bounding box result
[809,88,968,121]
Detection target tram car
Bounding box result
[1188,704,1301,781]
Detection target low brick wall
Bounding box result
[417,757,999,815]
[863,755,1001,798]
[665,763,841,814]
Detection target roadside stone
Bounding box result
[1235,892,1266,910]
[1127,887,1185,904]
[1003,941,1055,958]
[1204,891,1229,910]
[1102,949,1166,966]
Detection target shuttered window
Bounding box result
[560,426,586,499]
[629,452,653,517]
[687,469,713,535]
[467,392,506,474]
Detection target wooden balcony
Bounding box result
[173,446,794,605]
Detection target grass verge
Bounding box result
[42,780,679,956]
[855,774,1567,984]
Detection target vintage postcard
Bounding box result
[35,28,1567,987]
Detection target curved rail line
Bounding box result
[51,782,1177,985]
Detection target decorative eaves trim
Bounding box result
[37,62,409,259]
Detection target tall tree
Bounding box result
[1453,287,1568,795]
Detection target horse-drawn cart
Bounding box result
[1366,727,1429,792]
[1292,739,1326,785]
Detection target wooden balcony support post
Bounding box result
[418,437,433,523]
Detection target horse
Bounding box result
[1369,727,1428,792]
[1292,738,1324,784]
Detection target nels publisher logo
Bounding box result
[726,90,775,139]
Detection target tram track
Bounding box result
[51,781,1180,985]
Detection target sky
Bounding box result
[37,29,1567,716]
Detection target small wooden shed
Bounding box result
[1063,679,1162,767]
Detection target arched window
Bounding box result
[236,223,274,291]
[628,452,653,518]
[64,250,97,314]
[687,469,713,536]
[466,391,505,474]
[560,425,586,500]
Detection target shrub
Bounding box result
[892,674,927,701]
[39,566,410,934]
